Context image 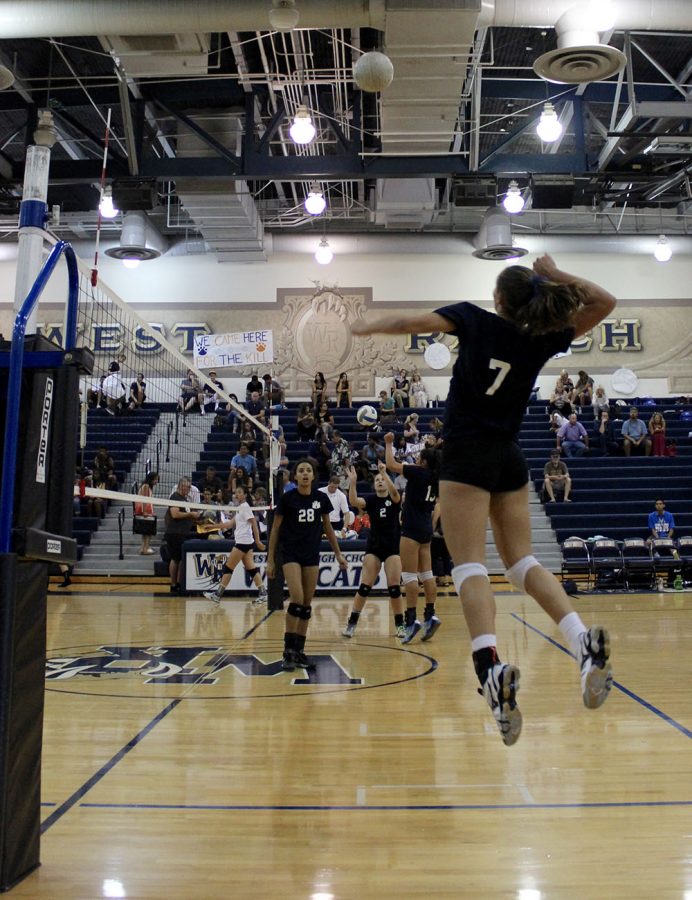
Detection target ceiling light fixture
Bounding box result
[653,234,672,262]
[289,105,316,145]
[99,186,119,219]
[268,0,299,33]
[314,238,333,265]
[536,102,563,143]
[121,257,141,270]
[502,180,525,214]
[304,184,326,216]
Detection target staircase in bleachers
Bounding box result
[73,407,160,568]
[521,399,692,543]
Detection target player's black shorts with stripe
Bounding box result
[282,547,321,567]
[365,539,400,562]
[440,435,529,493]
[401,526,433,545]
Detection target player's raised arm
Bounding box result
[351,311,454,336]
[532,253,616,337]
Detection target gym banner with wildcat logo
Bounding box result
[193,329,273,370]
[183,542,386,593]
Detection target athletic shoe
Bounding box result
[578,626,613,709]
[399,620,422,644]
[420,615,441,642]
[294,650,316,670]
[481,663,522,746]
[252,589,267,606]
[342,621,357,638]
[395,623,408,642]
[281,650,296,672]
[203,590,221,604]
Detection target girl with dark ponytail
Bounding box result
[352,254,617,746]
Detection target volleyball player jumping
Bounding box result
[342,461,406,641]
[352,254,615,745]
[382,432,441,644]
[267,458,347,671]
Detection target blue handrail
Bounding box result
[0,241,79,553]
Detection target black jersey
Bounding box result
[276,488,332,555]
[401,465,436,533]
[435,302,574,440]
[365,494,401,544]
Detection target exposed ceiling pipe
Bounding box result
[479,0,692,31]
[0,0,385,37]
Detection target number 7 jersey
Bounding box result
[435,301,574,440]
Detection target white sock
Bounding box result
[216,582,226,598]
[558,612,586,656]
[471,633,497,653]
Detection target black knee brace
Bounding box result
[297,605,312,621]
[287,602,303,619]
[388,585,401,599]
[222,564,235,576]
[246,567,259,579]
[358,583,372,597]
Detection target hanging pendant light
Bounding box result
[304,184,326,215]
[536,102,563,143]
[314,238,333,265]
[653,235,672,262]
[289,105,316,145]
[502,181,525,214]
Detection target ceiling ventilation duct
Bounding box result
[533,4,626,84]
[472,208,528,261]
[105,210,168,261]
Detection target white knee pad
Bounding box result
[505,555,541,591]
[451,563,489,594]
[419,570,434,583]
[401,571,419,585]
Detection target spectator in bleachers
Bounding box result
[179,369,204,414]
[319,476,353,531]
[262,372,284,405]
[548,380,573,418]
[307,431,331,477]
[424,431,443,451]
[245,373,263,400]
[543,450,572,501]
[328,430,352,484]
[335,372,352,408]
[93,447,119,491]
[197,466,223,499]
[102,361,127,415]
[202,371,224,413]
[591,385,609,420]
[361,434,385,479]
[403,412,421,442]
[378,390,396,424]
[557,413,589,457]
[558,369,574,393]
[315,401,334,437]
[296,403,317,441]
[238,419,258,454]
[228,464,253,495]
[164,476,201,594]
[549,410,568,434]
[245,391,266,424]
[128,372,147,410]
[135,471,159,555]
[410,371,428,408]
[648,411,667,457]
[648,498,675,541]
[429,416,444,437]
[390,368,410,408]
[594,409,620,456]
[571,370,594,408]
[231,443,258,483]
[224,393,242,433]
[87,374,106,409]
[311,371,328,408]
[621,406,652,456]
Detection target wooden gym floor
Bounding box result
[10,582,692,899]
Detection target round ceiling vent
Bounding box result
[533,45,626,84]
[105,245,161,261]
[472,245,528,261]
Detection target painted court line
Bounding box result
[77,800,692,812]
[511,612,692,740]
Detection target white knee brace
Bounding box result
[505,555,541,591]
[419,569,434,583]
[451,563,489,594]
[401,571,419,585]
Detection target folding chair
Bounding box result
[561,538,592,590]
[651,538,680,586]
[591,539,624,590]
[676,536,692,583]
[621,538,654,590]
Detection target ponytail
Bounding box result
[419,448,441,493]
[497,266,587,335]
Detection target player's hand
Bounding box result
[384,431,394,444]
[532,254,559,279]
[267,560,275,580]
[256,541,265,552]
[347,465,357,483]
[377,461,387,475]
[336,553,347,570]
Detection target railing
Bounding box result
[166,421,173,462]
[155,438,162,475]
[0,241,79,553]
[117,507,125,561]
[174,408,180,444]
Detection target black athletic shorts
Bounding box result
[400,527,432,545]
[366,540,400,562]
[440,435,529,493]
[233,542,256,554]
[282,547,321,567]
[164,533,188,562]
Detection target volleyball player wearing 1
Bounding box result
[342,462,406,641]
[267,459,347,672]
[383,432,441,644]
[352,254,616,746]
[203,486,267,605]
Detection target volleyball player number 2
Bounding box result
[485,358,512,396]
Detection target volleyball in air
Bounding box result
[353,51,394,93]
[356,405,378,427]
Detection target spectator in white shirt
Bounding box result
[319,476,354,531]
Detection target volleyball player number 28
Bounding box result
[486,358,512,396]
